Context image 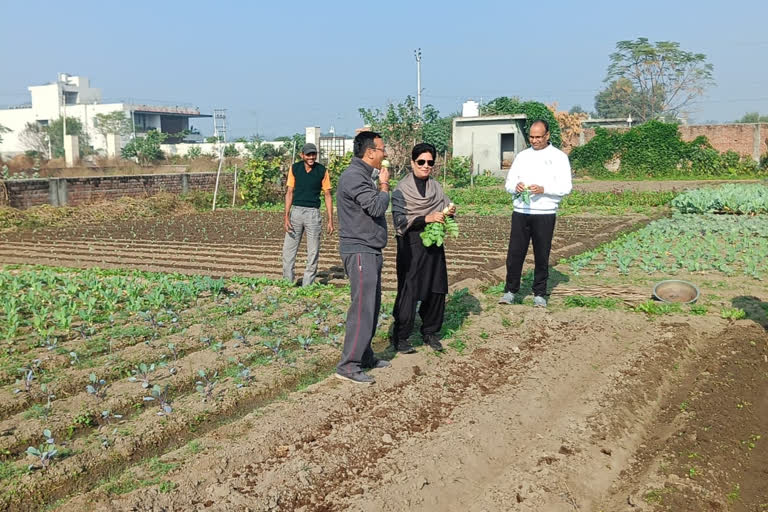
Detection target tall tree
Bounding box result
[594,77,638,119]
[93,111,131,149]
[359,96,423,172]
[421,105,453,154]
[603,38,714,122]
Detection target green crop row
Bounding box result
[564,213,768,279]
[671,183,768,215]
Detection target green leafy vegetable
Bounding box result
[513,189,531,205]
[421,216,459,247]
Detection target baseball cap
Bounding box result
[302,143,318,154]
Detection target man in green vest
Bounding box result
[282,142,334,286]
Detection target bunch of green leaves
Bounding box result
[421,216,459,247]
[514,189,531,205]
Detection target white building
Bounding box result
[0,74,210,159]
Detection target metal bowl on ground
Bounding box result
[653,280,700,304]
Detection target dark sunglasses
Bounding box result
[415,159,435,166]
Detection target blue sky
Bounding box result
[1,0,767,139]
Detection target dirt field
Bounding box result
[1,195,767,511]
[0,211,646,291]
[57,290,768,512]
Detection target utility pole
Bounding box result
[414,48,422,118]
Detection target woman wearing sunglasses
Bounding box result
[390,143,457,354]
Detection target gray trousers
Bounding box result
[282,206,322,286]
[337,252,382,375]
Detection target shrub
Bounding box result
[326,152,352,192]
[570,120,768,179]
[186,146,202,159]
[238,157,284,207]
[222,144,240,158]
[444,156,472,187]
[121,130,167,165]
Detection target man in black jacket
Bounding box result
[335,131,392,384]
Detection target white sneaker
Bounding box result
[498,292,515,305]
[533,296,547,308]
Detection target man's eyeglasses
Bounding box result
[529,135,548,140]
[371,147,386,152]
[415,159,435,166]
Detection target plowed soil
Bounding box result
[0,211,645,291]
[3,207,767,512]
[58,304,768,512]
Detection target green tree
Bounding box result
[604,38,714,122]
[422,105,453,154]
[734,112,768,123]
[93,111,131,147]
[480,97,562,148]
[594,77,638,119]
[121,130,167,165]
[281,133,306,160]
[359,96,423,172]
[359,97,455,170]
[45,117,92,158]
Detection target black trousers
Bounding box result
[392,289,446,343]
[504,212,556,297]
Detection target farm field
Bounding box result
[0,183,767,511]
[0,211,647,291]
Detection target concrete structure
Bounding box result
[63,135,79,167]
[461,100,480,118]
[452,114,528,175]
[305,126,321,146]
[0,74,211,159]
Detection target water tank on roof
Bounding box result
[462,100,479,118]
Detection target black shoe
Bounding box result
[334,371,375,385]
[392,340,416,354]
[423,334,444,352]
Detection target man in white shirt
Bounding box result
[499,119,572,307]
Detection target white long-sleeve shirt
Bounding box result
[504,144,573,214]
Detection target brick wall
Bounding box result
[3,172,236,210]
[5,180,51,209]
[578,123,767,160]
[679,124,767,159]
